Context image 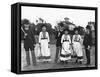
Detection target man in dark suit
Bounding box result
[22,19,37,66]
[55,26,64,63]
[83,25,92,65]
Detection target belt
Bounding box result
[41,38,47,39]
[63,40,69,42]
[74,40,80,42]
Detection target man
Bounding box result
[83,25,92,65]
[22,19,37,66]
[55,26,64,63]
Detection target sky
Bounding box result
[21,6,95,28]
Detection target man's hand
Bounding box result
[25,33,27,36]
[87,46,91,50]
[58,32,60,36]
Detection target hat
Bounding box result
[74,27,79,32]
[22,19,30,25]
[58,22,64,27]
[86,25,91,30]
[64,28,69,32]
[41,24,47,28]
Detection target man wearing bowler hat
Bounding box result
[55,24,64,63]
[83,25,92,65]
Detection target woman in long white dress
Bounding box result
[72,28,83,64]
[38,25,51,63]
[59,29,71,64]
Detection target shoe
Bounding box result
[60,60,64,64]
[45,61,49,63]
[65,61,68,64]
[85,63,90,66]
[79,61,82,64]
[55,60,58,63]
[24,64,30,67]
[75,59,78,64]
[33,63,37,66]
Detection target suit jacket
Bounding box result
[24,28,36,47]
[83,33,92,48]
[55,31,64,47]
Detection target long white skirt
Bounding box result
[60,42,71,61]
[73,42,83,57]
[39,39,51,61]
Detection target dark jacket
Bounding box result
[83,33,92,48]
[24,28,36,47]
[55,31,64,47]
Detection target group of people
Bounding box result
[55,26,92,65]
[21,20,92,67]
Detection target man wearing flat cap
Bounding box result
[22,19,37,66]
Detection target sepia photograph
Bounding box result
[21,5,96,71]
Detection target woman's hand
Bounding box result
[48,44,50,48]
[34,44,36,47]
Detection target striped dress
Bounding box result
[38,31,51,62]
[60,34,71,61]
[72,34,83,61]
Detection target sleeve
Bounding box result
[30,30,36,44]
[61,34,64,44]
[32,32,36,44]
[47,32,50,43]
[39,32,41,44]
[55,31,58,39]
[21,28,25,40]
[72,35,75,43]
[89,34,93,46]
[83,35,86,46]
[79,35,82,45]
[68,35,71,44]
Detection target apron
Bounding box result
[38,32,51,61]
[73,35,83,57]
[60,35,71,61]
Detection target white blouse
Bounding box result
[61,34,71,44]
[39,31,50,43]
[72,34,82,44]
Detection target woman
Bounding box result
[72,28,83,64]
[59,29,71,64]
[38,24,51,63]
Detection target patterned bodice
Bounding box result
[74,35,80,42]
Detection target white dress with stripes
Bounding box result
[38,31,51,61]
[72,34,83,61]
[60,34,71,61]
